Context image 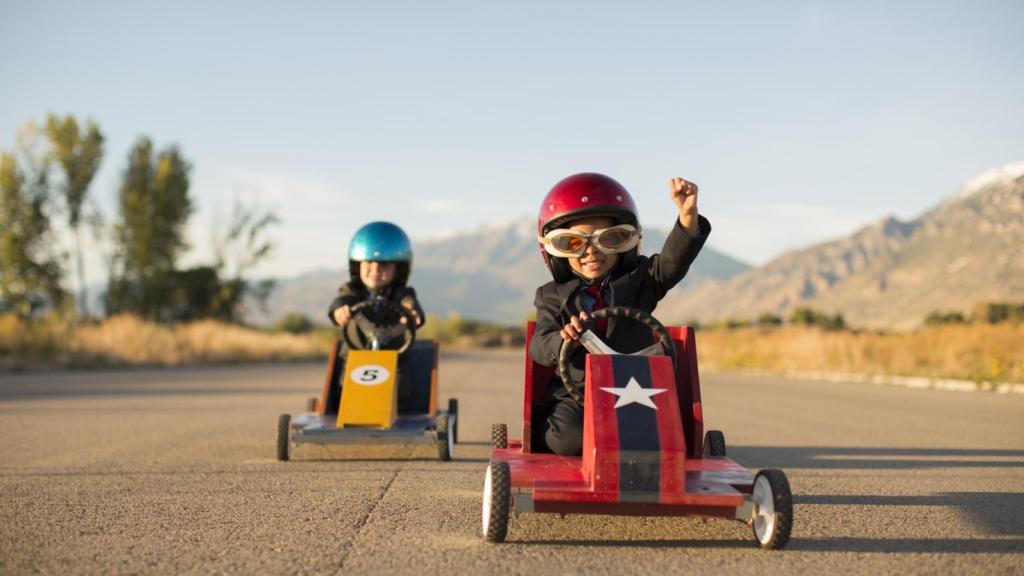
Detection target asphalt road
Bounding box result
[2,350,1023,575]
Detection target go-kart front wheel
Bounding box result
[276,414,291,461]
[448,398,459,444]
[482,461,511,543]
[703,430,727,457]
[491,423,507,449]
[435,413,454,461]
[751,469,793,549]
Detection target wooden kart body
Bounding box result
[491,323,755,518]
[287,339,455,449]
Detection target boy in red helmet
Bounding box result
[530,173,709,456]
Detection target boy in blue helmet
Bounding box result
[327,221,426,411]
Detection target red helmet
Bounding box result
[537,173,641,282]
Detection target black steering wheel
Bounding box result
[342,299,417,354]
[557,306,677,403]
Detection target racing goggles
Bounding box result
[538,224,640,258]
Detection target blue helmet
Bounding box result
[348,221,413,287]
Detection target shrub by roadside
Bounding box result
[0,313,329,370]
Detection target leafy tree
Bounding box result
[106,137,192,321]
[972,302,1024,325]
[789,306,845,331]
[924,310,966,326]
[725,318,751,329]
[273,312,314,334]
[209,199,279,322]
[0,151,65,316]
[756,312,783,327]
[167,265,222,321]
[789,307,816,326]
[45,114,104,316]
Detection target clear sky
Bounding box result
[2,0,1022,282]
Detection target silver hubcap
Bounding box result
[448,415,456,457]
[482,465,493,535]
[752,475,776,543]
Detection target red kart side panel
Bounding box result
[670,326,705,459]
[493,446,750,509]
[523,322,555,453]
[582,355,620,502]
[500,323,751,515]
[495,447,588,489]
[648,355,688,504]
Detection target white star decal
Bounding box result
[600,377,667,409]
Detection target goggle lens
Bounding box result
[551,234,586,253]
[540,225,639,258]
[597,228,631,249]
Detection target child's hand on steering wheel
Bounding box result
[399,301,423,327]
[332,305,352,326]
[559,311,590,341]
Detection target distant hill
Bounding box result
[254,217,750,326]
[658,161,1024,329]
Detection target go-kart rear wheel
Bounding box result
[751,469,793,550]
[703,430,727,457]
[276,414,291,462]
[491,423,507,449]
[482,461,511,543]
[435,413,454,461]
[448,398,459,444]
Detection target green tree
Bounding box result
[924,310,966,326]
[273,312,314,334]
[169,200,280,324]
[0,151,65,316]
[45,114,104,316]
[789,306,846,331]
[209,200,279,322]
[106,137,192,321]
[789,307,816,326]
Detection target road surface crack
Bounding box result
[338,468,400,570]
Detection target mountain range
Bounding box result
[659,161,1024,328]
[256,161,1023,329]
[256,218,750,326]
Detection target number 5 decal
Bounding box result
[350,364,390,386]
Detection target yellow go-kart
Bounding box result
[276,299,457,461]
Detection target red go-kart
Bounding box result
[482,307,793,549]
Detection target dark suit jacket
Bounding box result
[327,282,425,353]
[528,215,711,395]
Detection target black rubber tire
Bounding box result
[491,423,508,449]
[482,461,511,543]
[448,398,459,444]
[752,469,793,550]
[436,414,453,461]
[704,430,727,457]
[276,414,291,462]
[306,397,317,413]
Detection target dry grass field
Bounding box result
[2,313,1021,386]
[0,314,327,369]
[696,323,1024,385]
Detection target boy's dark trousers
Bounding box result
[539,384,585,456]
